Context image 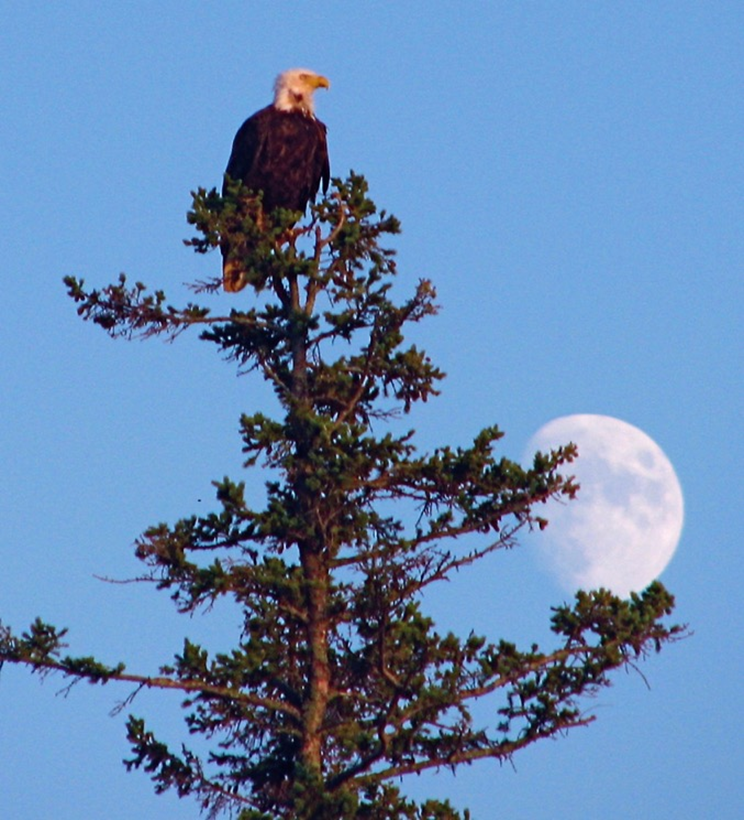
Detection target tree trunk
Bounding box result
[299,545,330,773]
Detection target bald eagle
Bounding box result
[221,68,331,292]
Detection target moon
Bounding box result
[525,415,684,597]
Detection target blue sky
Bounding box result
[1,3,742,818]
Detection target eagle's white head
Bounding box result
[273,68,330,116]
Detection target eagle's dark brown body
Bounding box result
[221,104,330,292]
[225,106,329,213]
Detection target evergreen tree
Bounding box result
[0,174,683,818]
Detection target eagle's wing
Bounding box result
[223,107,271,194]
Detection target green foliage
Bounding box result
[0,618,126,682]
[0,173,685,818]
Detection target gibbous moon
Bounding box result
[525,415,684,597]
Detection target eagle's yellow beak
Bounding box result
[312,74,330,90]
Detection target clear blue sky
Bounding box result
[1,3,741,818]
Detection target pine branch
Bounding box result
[0,620,301,720]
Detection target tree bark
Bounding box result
[299,545,330,772]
